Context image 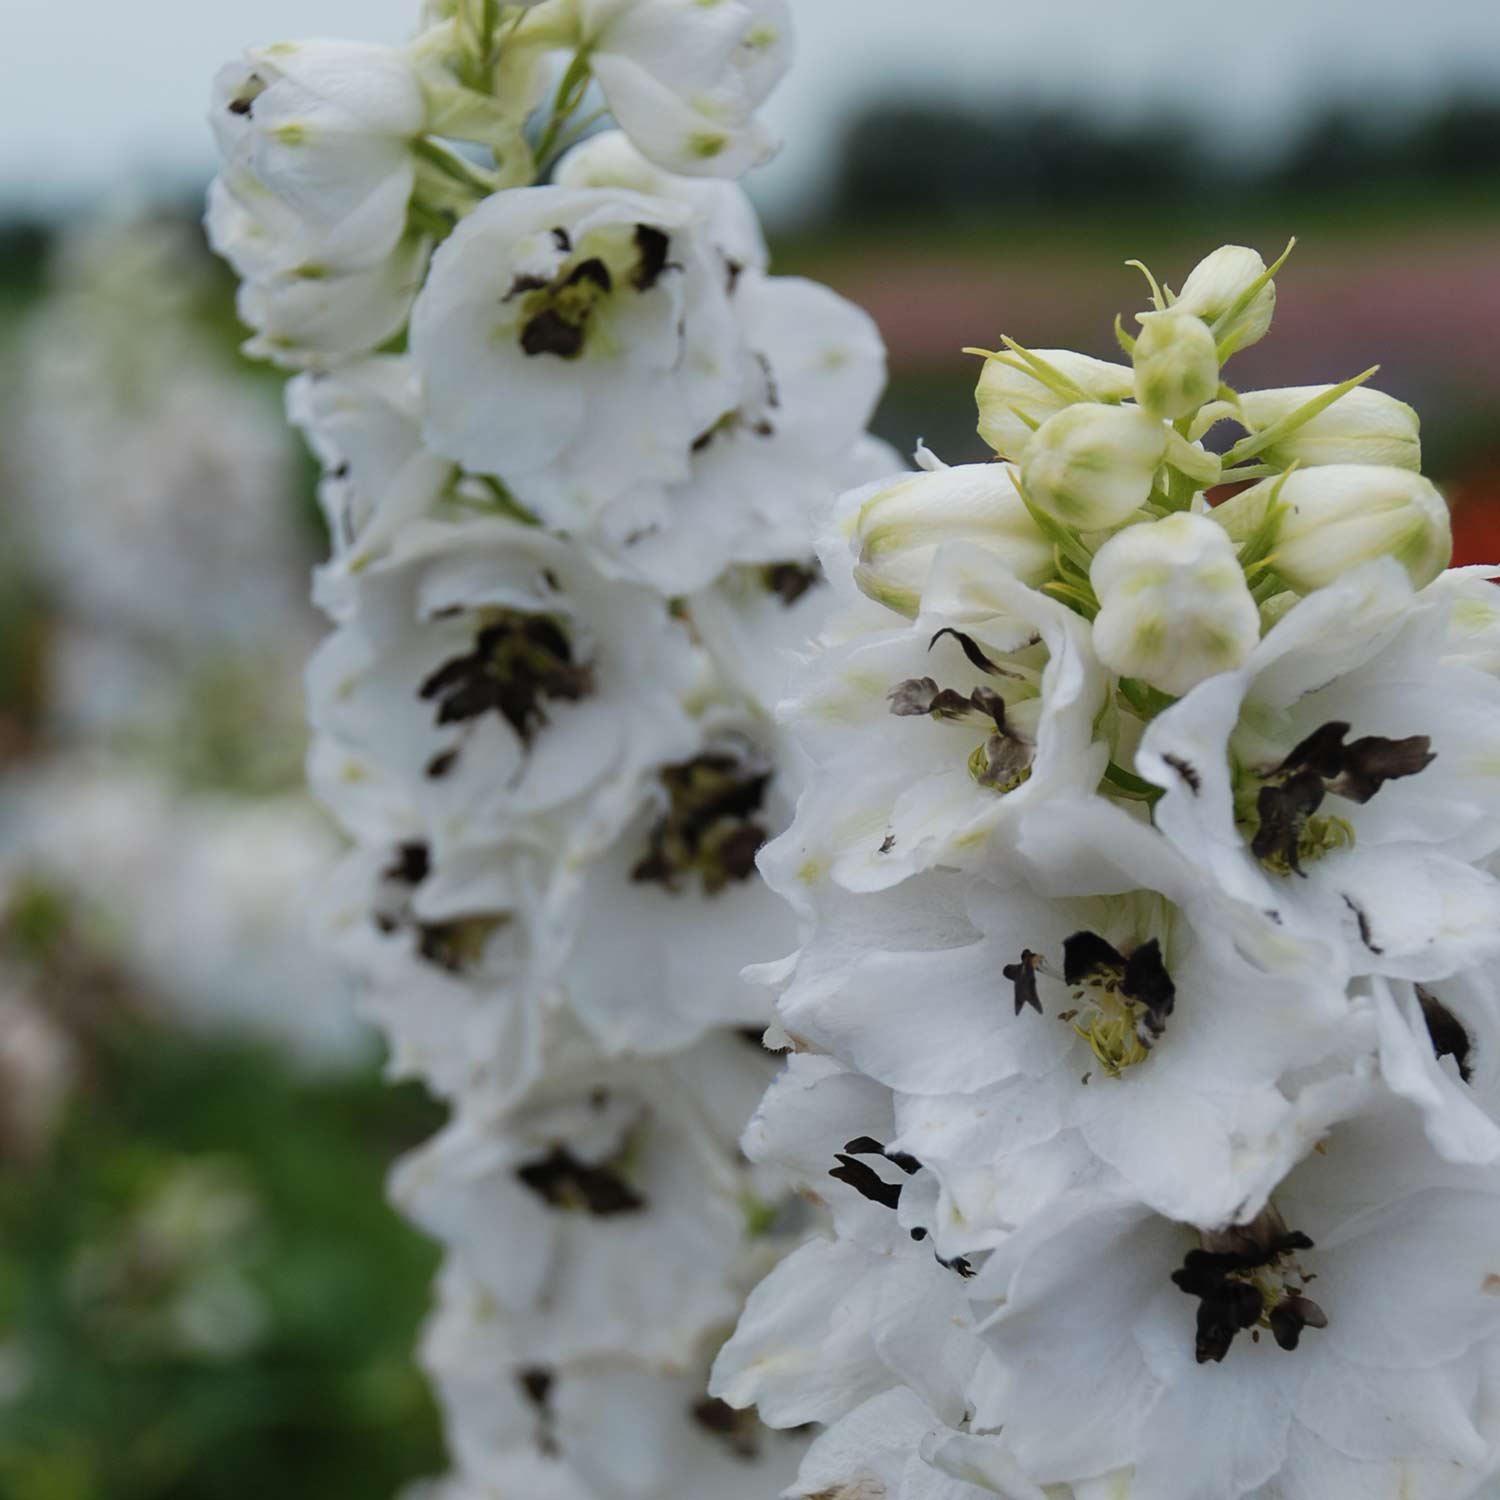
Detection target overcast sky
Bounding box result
[4,0,1499,219]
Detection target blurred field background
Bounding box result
[0,3,1497,1497]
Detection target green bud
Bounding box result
[1090,513,1259,695]
[1213,464,1451,592]
[1132,310,1219,420]
[1171,245,1276,357]
[1021,404,1167,530]
[852,464,1054,616]
[975,348,1133,461]
[1236,385,1421,472]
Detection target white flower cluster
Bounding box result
[208,6,894,1494]
[5,215,310,751]
[711,244,1500,1500]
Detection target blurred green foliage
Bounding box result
[0,1004,446,1500]
[825,93,1500,224]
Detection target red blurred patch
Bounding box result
[1447,468,1500,568]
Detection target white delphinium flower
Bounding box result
[313,831,557,1104]
[963,1096,1500,1500]
[210,42,428,269]
[290,135,887,597]
[420,1259,806,1500]
[1365,969,1500,1167]
[773,803,1366,1228]
[512,0,793,177]
[686,433,901,712]
[207,41,440,367]
[766,546,1108,893]
[556,713,802,1054]
[712,1054,988,1433]
[587,265,887,590]
[1138,561,1500,981]
[550,133,888,590]
[287,356,456,615]
[392,1027,785,1364]
[307,517,701,865]
[408,182,742,525]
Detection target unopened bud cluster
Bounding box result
[853,240,1447,699]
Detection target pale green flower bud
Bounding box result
[1171,245,1276,356]
[1021,404,1166,530]
[1132,310,1219,420]
[976,349,1133,461]
[1091,513,1260,695]
[852,464,1054,616]
[1236,385,1421,471]
[1213,464,1451,592]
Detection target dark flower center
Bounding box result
[419,608,593,777]
[374,840,507,975]
[690,1397,762,1460]
[517,1367,558,1456]
[632,748,772,896]
[512,223,677,360]
[1172,1206,1327,1363]
[1007,931,1175,1077]
[515,1142,645,1217]
[1246,720,1434,875]
[1417,984,1474,1083]
[889,630,1035,792]
[761,560,823,607]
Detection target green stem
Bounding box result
[534,49,593,163]
[1042,580,1099,619]
[412,136,497,194]
[541,106,611,173]
[1118,676,1177,720]
[478,476,541,526]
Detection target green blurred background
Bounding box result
[0,15,1497,1500]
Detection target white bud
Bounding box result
[850,464,1054,616]
[1171,245,1275,356]
[1090,513,1260,695]
[1132,310,1219,420]
[1021,404,1166,530]
[1236,384,1421,471]
[976,349,1133,460]
[1213,464,1451,592]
